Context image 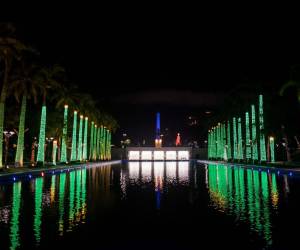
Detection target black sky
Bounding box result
[12,21,300,145]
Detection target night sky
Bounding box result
[13,21,300,146]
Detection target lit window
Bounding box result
[128,151,140,160]
[166,151,177,160]
[141,151,152,160]
[178,151,189,160]
[154,151,164,160]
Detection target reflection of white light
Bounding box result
[154,151,164,160]
[178,161,189,182]
[128,151,140,160]
[166,151,177,160]
[141,151,152,160]
[141,162,152,180]
[166,161,176,179]
[129,162,140,179]
[178,151,189,160]
[154,162,164,177]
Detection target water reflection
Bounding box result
[207,163,279,246]
[10,182,21,250]
[34,177,43,245]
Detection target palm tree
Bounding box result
[34,65,64,166]
[10,63,40,167]
[0,23,27,168]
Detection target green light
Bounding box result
[233,117,237,160]
[216,125,220,159]
[89,121,94,160]
[71,111,77,161]
[52,140,57,165]
[237,117,243,160]
[58,173,66,235]
[245,112,251,161]
[0,102,4,168]
[251,105,258,161]
[100,126,104,160]
[15,96,27,167]
[77,115,83,161]
[83,117,88,161]
[104,128,108,160]
[108,131,111,160]
[259,95,267,162]
[10,182,21,250]
[222,124,227,161]
[227,121,232,160]
[269,137,275,163]
[36,106,47,164]
[68,171,75,230]
[207,130,210,159]
[96,127,100,160]
[92,125,97,160]
[34,177,43,246]
[60,105,68,163]
[212,128,216,159]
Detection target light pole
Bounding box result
[3,131,15,168]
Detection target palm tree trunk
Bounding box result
[0,59,9,168]
[15,95,27,167]
[36,93,47,166]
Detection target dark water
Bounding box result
[0,161,300,250]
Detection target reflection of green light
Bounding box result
[34,177,43,245]
[237,117,243,160]
[61,105,68,163]
[83,117,88,161]
[261,171,272,245]
[81,169,87,220]
[37,106,47,164]
[10,182,21,250]
[68,171,75,231]
[245,112,251,161]
[77,116,83,161]
[253,171,262,233]
[71,111,77,161]
[58,173,66,235]
[15,96,26,167]
[227,121,232,160]
[233,118,237,160]
[271,173,278,209]
[89,121,94,160]
[247,169,255,227]
[239,168,246,220]
[259,95,267,162]
[76,170,82,220]
[269,137,275,163]
[251,105,258,161]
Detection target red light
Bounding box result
[41,172,44,177]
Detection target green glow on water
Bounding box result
[233,118,238,160]
[245,112,251,161]
[68,171,76,231]
[10,182,21,250]
[259,95,267,162]
[77,116,83,161]
[251,105,258,161]
[61,105,68,163]
[207,164,275,246]
[89,121,94,160]
[83,117,88,161]
[34,177,43,245]
[37,106,47,164]
[71,111,78,161]
[58,173,66,235]
[81,169,87,220]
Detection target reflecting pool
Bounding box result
[0,162,300,249]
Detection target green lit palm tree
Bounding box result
[10,63,40,167]
[34,64,64,166]
[0,23,27,168]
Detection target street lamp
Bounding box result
[3,131,15,168]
